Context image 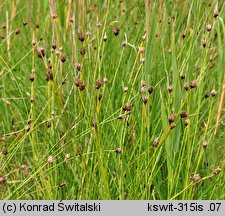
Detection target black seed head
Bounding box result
[79,82,86,91]
[211,89,217,97]
[168,113,176,124]
[201,40,206,48]
[168,85,173,93]
[23,20,28,26]
[181,31,186,39]
[141,80,146,87]
[15,28,20,35]
[46,121,51,128]
[184,82,189,91]
[203,141,208,149]
[29,74,34,82]
[113,27,120,36]
[98,92,103,101]
[123,104,132,112]
[75,63,81,71]
[181,72,186,79]
[0,174,6,185]
[170,124,176,129]
[103,34,107,42]
[52,13,58,19]
[184,119,189,127]
[62,77,67,85]
[190,80,198,89]
[206,23,212,32]
[192,174,201,182]
[77,33,85,42]
[51,40,57,49]
[46,69,53,81]
[123,87,128,93]
[2,146,8,155]
[74,77,81,87]
[80,47,86,56]
[180,110,188,118]
[118,114,126,120]
[2,24,6,29]
[148,86,154,94]
[214,9,219,18]
[60,54,66,63]
[36,47,46,58]
[25,124,30,132]
[28,118,33,124]
[95,79,102,89]
[115,148,122,153]
[205,91,210,98]
[152,137,159,147]
[213,167,221,175]
[142,95,148,104]
[92,120,97,129]
[32,39,36,46]
[30,97,34,103]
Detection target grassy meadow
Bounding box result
[0,0,225,199]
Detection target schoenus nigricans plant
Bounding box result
[60,54,66,63]
[204,91,210,98]
[152,137,159,147]
[51,40,57,50]
[92,120,97,129]
[190,80,198,89]
[123,104,132,112]
[15,28,20,35]
[0,174,6,184]
[168,85,173,93]
[80,47,86,56]
[211,89,217,97]
[46,69,53,81]
[74,77,81,87]
[201,40,206,48]
[213,167,221,174]
[46,121,51,128]
[95,79,102,89]
[98,92,103,101]
[142,95,148,104]
[113,27,120,36]
[29,74,34,82]
[170,124,176,129]
[115,148,122,154]
[168,114,176,124]
[103,33,107,42]
[23,20,28,26]
[148,86,154,94]
[79,82,86,91]
[36,47,46,58]
[75,63,81,71]
[184,82,189,91]
[192,174,201,182]
[2,146,8,155]
[180,72,186,79]
[47,155,55,163]
[206,23,212,32]
[180,110,188,118]
[77,33,85,42]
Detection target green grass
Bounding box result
[0,0,225,200]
